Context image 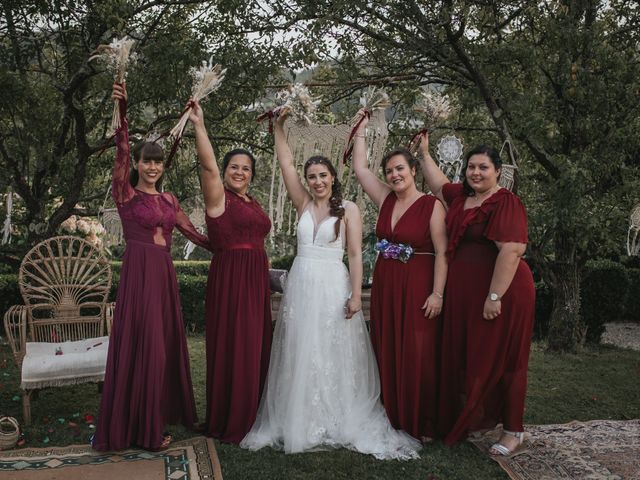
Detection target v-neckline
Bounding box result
[389,193,424,234]
[306,205,333,244]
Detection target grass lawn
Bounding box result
[1,336,639,479]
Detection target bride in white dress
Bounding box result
[240,112,421,460]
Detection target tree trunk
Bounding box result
[546,229,584,352]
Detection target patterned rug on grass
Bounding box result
[0,435,222,480]
[469,419,640,480]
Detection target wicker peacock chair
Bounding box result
[3,236,113,424]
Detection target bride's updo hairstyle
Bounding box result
[304,156,345,241]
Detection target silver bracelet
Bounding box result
[432,291,443,299]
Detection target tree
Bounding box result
[0,0,292,261]
[255,0,640,351]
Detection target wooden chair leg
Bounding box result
[22,390,32,426]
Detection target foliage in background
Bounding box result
[0,0,295,262]
[245,0,640,352]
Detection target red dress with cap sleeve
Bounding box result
[438,183,535,446]
[369,192,441,440]
[203,189,273,444]
[94,99,211,452]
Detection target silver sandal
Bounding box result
[489,429,525,456]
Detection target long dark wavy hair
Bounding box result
[462,145,503,197]
[222,148,257,181]
[303,156,345,241]
[130,141,165,189]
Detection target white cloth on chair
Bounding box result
[21,336,109,389]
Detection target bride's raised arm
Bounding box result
[273,111,311,215]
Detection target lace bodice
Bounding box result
[205,189,271,252]
[111,98,210,250]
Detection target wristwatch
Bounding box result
[488,292,501,301]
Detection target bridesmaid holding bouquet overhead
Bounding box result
[351,110,448,441]
[188,100,273,444]
[94,83,210,452]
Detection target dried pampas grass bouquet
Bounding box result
[90,36,137,132]
[167,58,226,165]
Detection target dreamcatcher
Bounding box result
[436,135,464,182]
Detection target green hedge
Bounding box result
[0,274,20,319]
[110,260,210,277]
[271,255,296,271]
[3,260,639,339]
[580,259,630,343]
[624,268,640,322]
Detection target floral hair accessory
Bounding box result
[375,239,414,263]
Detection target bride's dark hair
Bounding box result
[304,156,345,241]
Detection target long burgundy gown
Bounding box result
[438,183,535,446]
[369,192,440,440]
[93,100,210,452]
[204,189,273,444]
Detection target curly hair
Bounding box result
[304,156,345,241]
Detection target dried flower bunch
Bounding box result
[89,36,137,132]
[413,90,453,132]
[169,59,227,141]
[343,87,391,164]
[350,86,391,125]
[274,83,321,126]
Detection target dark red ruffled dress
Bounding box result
[438,183,535,446]
[204,190,273,444]
[369,192,440,439]
[94,100,210,452]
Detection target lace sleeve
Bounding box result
[173,195,212,251]
[111,98,135,206]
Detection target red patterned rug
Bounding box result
[469,419,640,480]
[0,435,223,479]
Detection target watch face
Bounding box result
[490,293,499,301]
[437,135,463,164]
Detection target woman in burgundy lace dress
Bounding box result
[188,101,273,444]
[93,84,211,452]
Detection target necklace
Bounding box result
[471,185,499,202]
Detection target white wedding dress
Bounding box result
[241,205,421,460]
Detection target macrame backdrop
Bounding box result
[269,110,389,238]
[183,206,206,259]
[2,188,13,245]
[98,186,123,247]
[627,204,640,256]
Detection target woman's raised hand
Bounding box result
[188,98,205,128]
[418,131,430,157]
[355,108,369,133]
[112,82,127,101]
[275,107,290,127]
